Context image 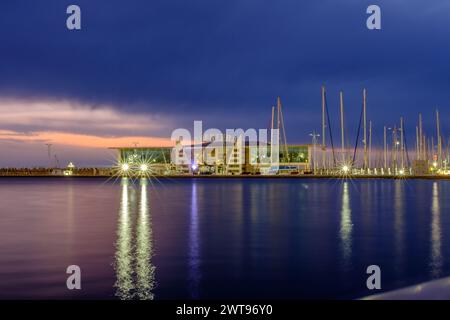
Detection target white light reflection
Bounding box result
[136,178,155,299]
[114,178,134,299]
[114,178,155,300]
[394,180,405,275]
[188,182,201,298]
[430,182,442,278]
[340,182,352,268]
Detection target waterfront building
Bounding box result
[110,142,311,176]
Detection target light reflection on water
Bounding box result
[114,178,155,300]
[188,182,200,298]
[114,178,133,299]
[340,182,352,268]
[430,182,442,278]
[394,180,405,276]
[1,178,450,299]
[135,179,155,299]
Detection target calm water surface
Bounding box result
[1,177,450,299]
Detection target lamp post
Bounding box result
[309,131,320,174]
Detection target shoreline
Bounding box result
[0,174,449,180]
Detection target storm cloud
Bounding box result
[1,1,450,165]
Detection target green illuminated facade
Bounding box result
[280,145,310,163]
[118,147,171,165]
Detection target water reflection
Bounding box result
[115,178,133,299]
[340,182,352,268]
[3,178,450,299]
[136,179,155,299]
[114,178,155,300]
[394,180,405,275]
[188,182,201,298]
[430,182,442,278]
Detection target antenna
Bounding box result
[54,155,60,168]
[45,143,52,168]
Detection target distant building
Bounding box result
[111,146,173,175]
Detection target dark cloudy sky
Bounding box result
[0,0,449,166]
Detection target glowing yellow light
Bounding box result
[399,169,405,175]
[342,165,350,173]
[121,163,130,171]
[433,162,438,168]
[140,164,148,172]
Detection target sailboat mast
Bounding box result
[277,97,282,161]
[384,126,387,170]
[419,113,423,160]
[400,117,404,169]
[277,98,281,134]
[322,86,326,170]
[393,126,398,170]
[416,126,419,160]
[340,91,345,163]
[369,120,372,170]
[363,89,367,171]
[436,109,442,168]
[277,97,289,161]
[431,137,434,162]
[271,106,275,130]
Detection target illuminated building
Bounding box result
[109,142,311,176]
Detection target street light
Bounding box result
[309,131,320,173]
